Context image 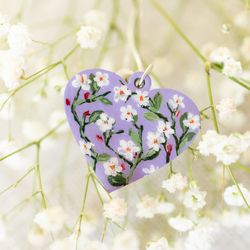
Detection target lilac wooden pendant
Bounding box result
[64,69,200,192]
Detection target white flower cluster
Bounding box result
[103,198,128,223]
[223,184,250,207]
[198,130,250,165]
[146,237,169,250]
[76,25,101,49]
[209,47,243,77]
[136,195,175,219]
[0,14,31,89]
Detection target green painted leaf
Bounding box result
[180,112,188,132]
[89,110,103,123]
[108,174,127,186]
[153,92,163,111]
[185,132,196,141]
[178,132,196,151]
[129,129,141,146]
[97,96,112,105]
[90,81,100,93]
[97,153,111,162]
[133,115,138,122]
[143,111,159,121]
[143,149,160,161]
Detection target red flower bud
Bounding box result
[167,144,173,157]
[83,110,90,117]
[96,134,103,142]
[121,163,126,171]
[65,98,71,106]
[84,92,90,100]
[176,110,180,117]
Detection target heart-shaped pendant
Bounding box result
[64,69,200,192]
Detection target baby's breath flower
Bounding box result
[216,98,237,120]
[209,47,231,63]
[146,237,169,250]
[183,186,207,211]
[76,25,101,49]
[222,57,242,77]
[0,50,24,89]
[240,36,250,61]
[221,23,232,34]
[8,23,31,55]
[103,198,127,223]
[33,207,67,233]
[83,10,107,31]
[27,225,47,246]
[168,216,194,232]
[0,215,6,241]
[112,230,140,250]
[197,130,250,165]
[162,173,187,193]
[185,223,215,250]
[136,195,159,219]
[223,184,250,207]
[0,13,10,40]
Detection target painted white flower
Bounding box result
[216,98,237,120]
[146,237,169,250]
[120,105,137,121]
[112,230,140,250]
[118,140,140,161]
[183,186,207,210]
[162,173,187,193]
[79,140,94,156]
[133,90,149,106]
[183,113,200,130]
[96,113,115,132]
[72,73,89,90]
[136,195,159,219]
[33,207,67,233]
[147,132,165,151]
[114,85,131,102]
[168,94,185,110]
[168,216,194,232]
[142,165,159,175]
[94,71,109,87]
[103,157,123,176]
[0,50,24,89]
[223,184,250,207]
[209,47,231,63]
[76,25,101,49]
[103,198,127,223]
[157,120,174,138]
[222,57,242,77]
[8,23,31,55]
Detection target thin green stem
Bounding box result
[35,144,47,208]
[0,166,35,196]
[225,165,250,210]
[150,0,206,62]
[101,218,109,242]
[75,172,91,249]
[150,0,250,91]
[205,63,219,133]
[0,120,66,163]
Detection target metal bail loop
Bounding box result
[134,64,153,89]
